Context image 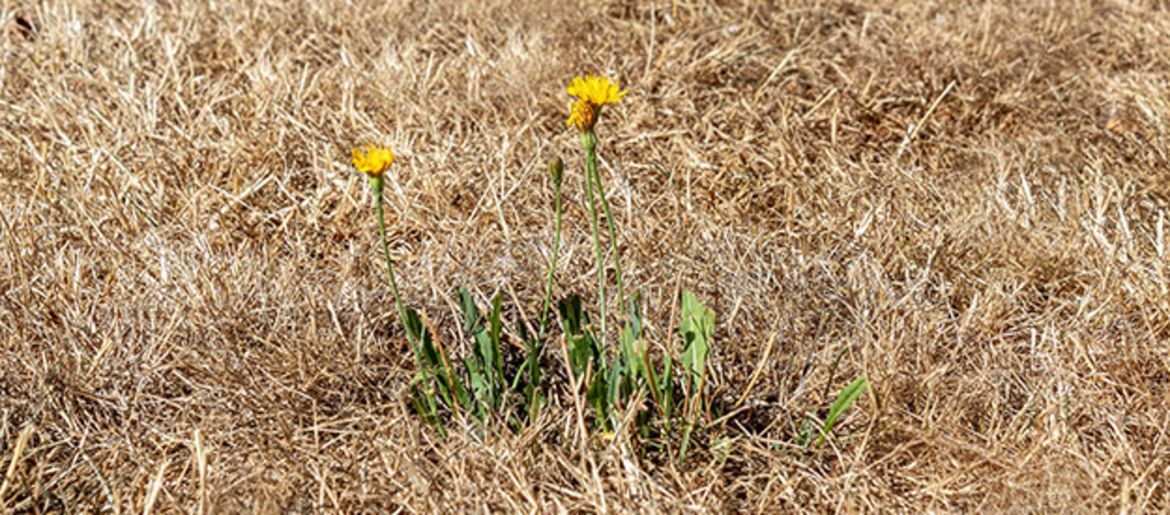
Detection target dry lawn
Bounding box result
[3,0,1170,512]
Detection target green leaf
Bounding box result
[458,287,481,333]
[679,291,714,395]
[817,376,868,447]
[677,291,715,462]
[679,418,695,462]
[618,296,645,387]
[488,294,504,382]
[659,354,674,423]
[404,307,457,409]
[587,370,610,426]
[559,295,612,427]
[559,295,599,379]
[457,288,506,419]
[464,356,490,419]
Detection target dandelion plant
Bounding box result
[350,75,734,461]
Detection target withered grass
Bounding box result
[2,0,1170,511]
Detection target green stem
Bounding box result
[538,182,563,340]
[374,180,409,327]
[374,179,441,431]
[581,132,608,348]
[526,167,563,422]
[587,144,626,315]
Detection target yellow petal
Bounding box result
[566,76,587,97]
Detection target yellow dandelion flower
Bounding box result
[566,75,627,106]
[351,144,395,177]
[565,74,627,131]
[566,99,597,131]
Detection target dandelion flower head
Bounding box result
[352,144,395,177]
[565,74,627,131]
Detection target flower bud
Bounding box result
[548,156,564,187]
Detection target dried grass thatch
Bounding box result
[2,0,1170,511]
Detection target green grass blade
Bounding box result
[488,293,504,388]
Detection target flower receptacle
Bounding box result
[579,131,597,151]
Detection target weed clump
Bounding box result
[352,75,864,459]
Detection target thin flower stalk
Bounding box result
[354,144,443,432]
[373,174,439,424]
[524,156,566,422]
[580,132,610,347]
[586,135,626,314]
[373,181,408,331]
[539,157,565,340]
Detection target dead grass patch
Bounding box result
[3,0,1170,511]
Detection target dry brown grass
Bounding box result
[3,0,1170,511]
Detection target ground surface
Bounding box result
[3,0,1170,512]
